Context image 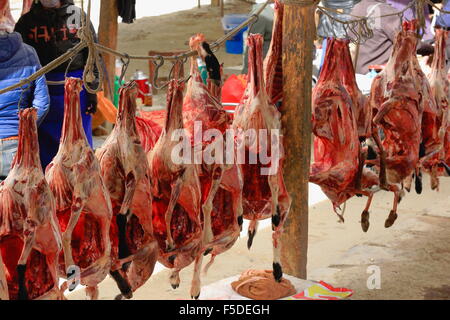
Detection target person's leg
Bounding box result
[38,92,65,171]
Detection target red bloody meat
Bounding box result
[0,108,62,300]
[46,78,112,300]
[96,82,158,300]
[367,20,430,225]
[424,27,450,187]
[183,34,243,275]
[148,80,204,299]
[232,34,291,282]
[310,38,379,231]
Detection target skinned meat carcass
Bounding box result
[263,0,283,105]
[148,80,204,299]
[45,78,112,300]
[232,34,291,282]
[424,27,450,187]
[0,254,7,300]
[310,38,379,232]
[96,82,158,300]
[340,43,371,140]
[0,108,62,300]
[367,20,429,225]
[183,34,243,274]
[189,33,223,100]
[22,0,33,16]
[135,116,163,154]
[0,0,15,28]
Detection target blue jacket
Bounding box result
[0,32,50,139]
[436,0,450,28]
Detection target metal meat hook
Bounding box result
[119,54,131,85]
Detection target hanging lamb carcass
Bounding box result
[232,33,291,282]
[148,79,204,299]
[183,34,243,273]
[310,38,379,232]
[0,108,63,300]
[367,20,432,224]
[45,78,112,300]
[0,0,15,28]
[96,82,159,300]
[22,0,33,16]
[423,27,450,187]
[263,0,283,106]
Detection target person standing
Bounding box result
[351,0,434,74]
[14,0,98,170]
[351,0,401,74]
[0,16,50,180]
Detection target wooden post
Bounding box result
[198,0,201,8]
[211,0,220,7]
[98,0,119,100]
[280,0,316,279]
[220,0,224,17]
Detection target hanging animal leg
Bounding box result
[190,253,204,300]
[16,224,36,300]
[232,189,244,232]
[110,269,133,300]
[169,268,181,289]
[385,185,400,228]
[164,174,184,251]
[355,146,368,191]
[404,173,413,192]
[430,165,439,191]
[202,166,223,246]
[268,174,283,282]
[125,241,158,292]
[117,173,137,259]
[414,167,423,195]
[203,253,217,275]
[62,196,86,284]
[372,129,388,189]
[247,219,259,249]
[359,191,374,232]
[85,285,99,300]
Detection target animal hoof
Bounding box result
[237,215,243,227]
[168,254,177,265]
[203,248,213,256]
[171,283,179,289]
[385,210,398,228]
[191,293,200,300]
[272,207,281,229]
[361,210,370,232]
[273,262,283,282]
[114,294,124,300]
[415,174,422,195]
